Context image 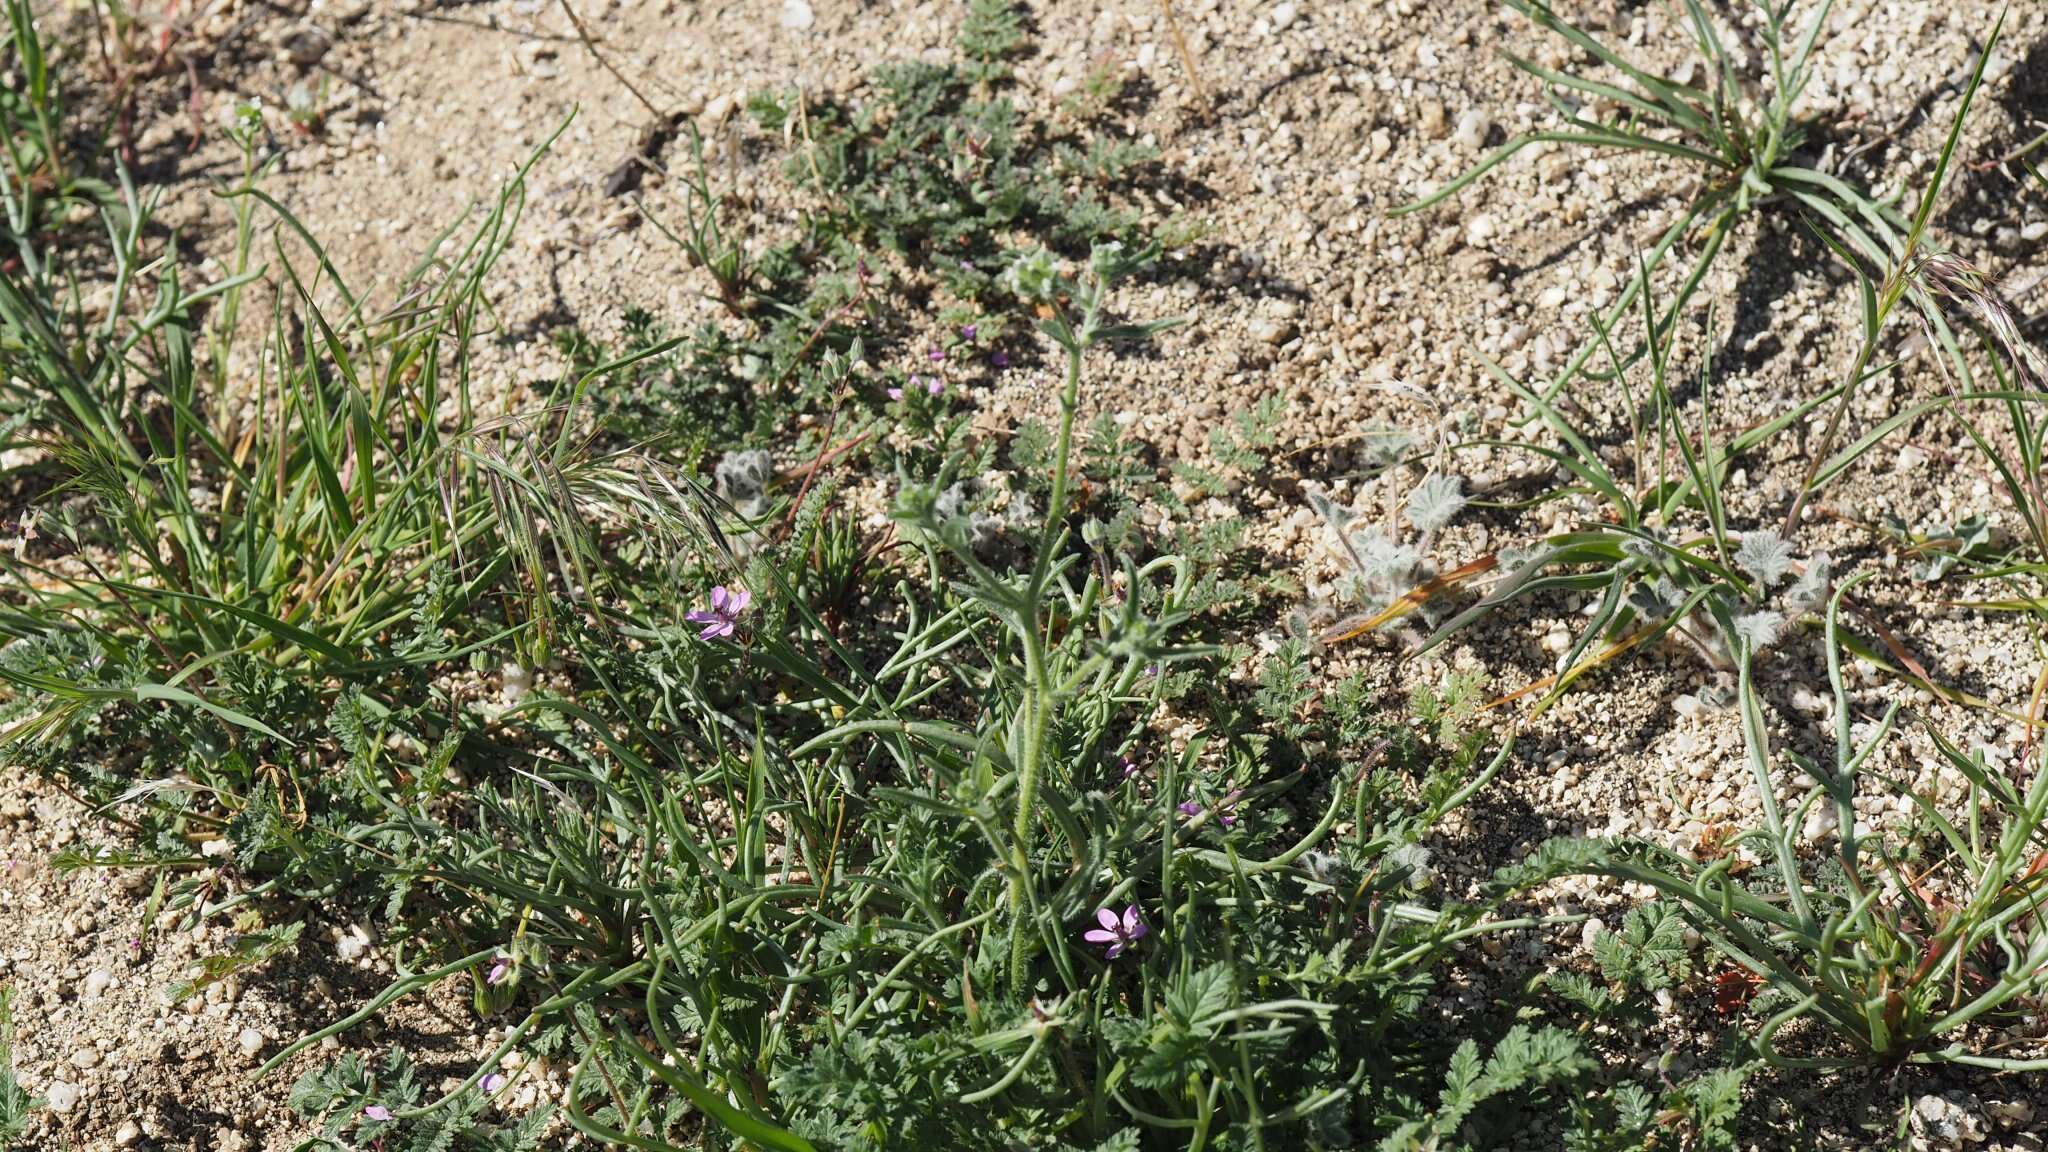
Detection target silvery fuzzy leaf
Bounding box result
[1734,530,1797,589]
[1405,473,1468,534]
[1354,527,1420,587]
[1732,610,1785,651]
[1783,551,1833,616]
[1626,581,1671,620]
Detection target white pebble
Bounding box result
[44,1080,80,1113]
[82,969,112,999]
[335,924,373,963]
[501,662,534,705]
[1802,803,1837,844]
[1270,2,1298,31]
[779,0,813,29]
[238,1027,265,1055]
[1452,110,1490,152]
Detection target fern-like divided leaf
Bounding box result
[1591,905,1691,993]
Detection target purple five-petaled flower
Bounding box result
[1179,791,1244,827]
[1084,904,1148,959]
[928,345,946,362]
[483,1072,506,1093]
[364,1104,393,1121]
[486,955,511,986]
[960,324,978,341]
[685,586,751,641]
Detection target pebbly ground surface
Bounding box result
[7,0,2048,1147]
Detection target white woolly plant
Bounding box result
[1627,526,1834,678]
[1305,472,1470,639]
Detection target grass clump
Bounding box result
[1402,1,2001,415]
[1554,583,2048,1071]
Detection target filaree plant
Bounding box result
[14,0,2048,1146]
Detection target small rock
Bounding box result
[1987,1099,2034,1127]
[82,969,113,999]
[501,661,534,704]
[1912,1092,1988,1149]
[273,21,332,67]
[238,1027,265,1055]
[1802,802,1838,844]
[44,1080,80,1113]
[515,41,559,79]
[1270,2,1298,31]
[1452,110,1490,152]
[1251,316,1298,346]
[1417,99,1447,139]
[335,924,373,963]
[780,0,814,28]
[70,1048,99,1069]
[116,1121,143,1147]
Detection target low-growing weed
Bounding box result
[0,988,37,1149]
[1548,581,2048,1070]
[749,7,1158,288]
[238,244,1586,1151]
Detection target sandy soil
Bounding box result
[7,0,2048,1147]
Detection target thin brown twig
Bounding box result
[557,0,666,121]
[1157,0,1210,117]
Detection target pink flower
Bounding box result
[685,586,751,641]
[364,1104,393,1121]
[482,1072,507,1093]
[886,386,904,401]
[1083,904,1148,959]
[486,955,511,985]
